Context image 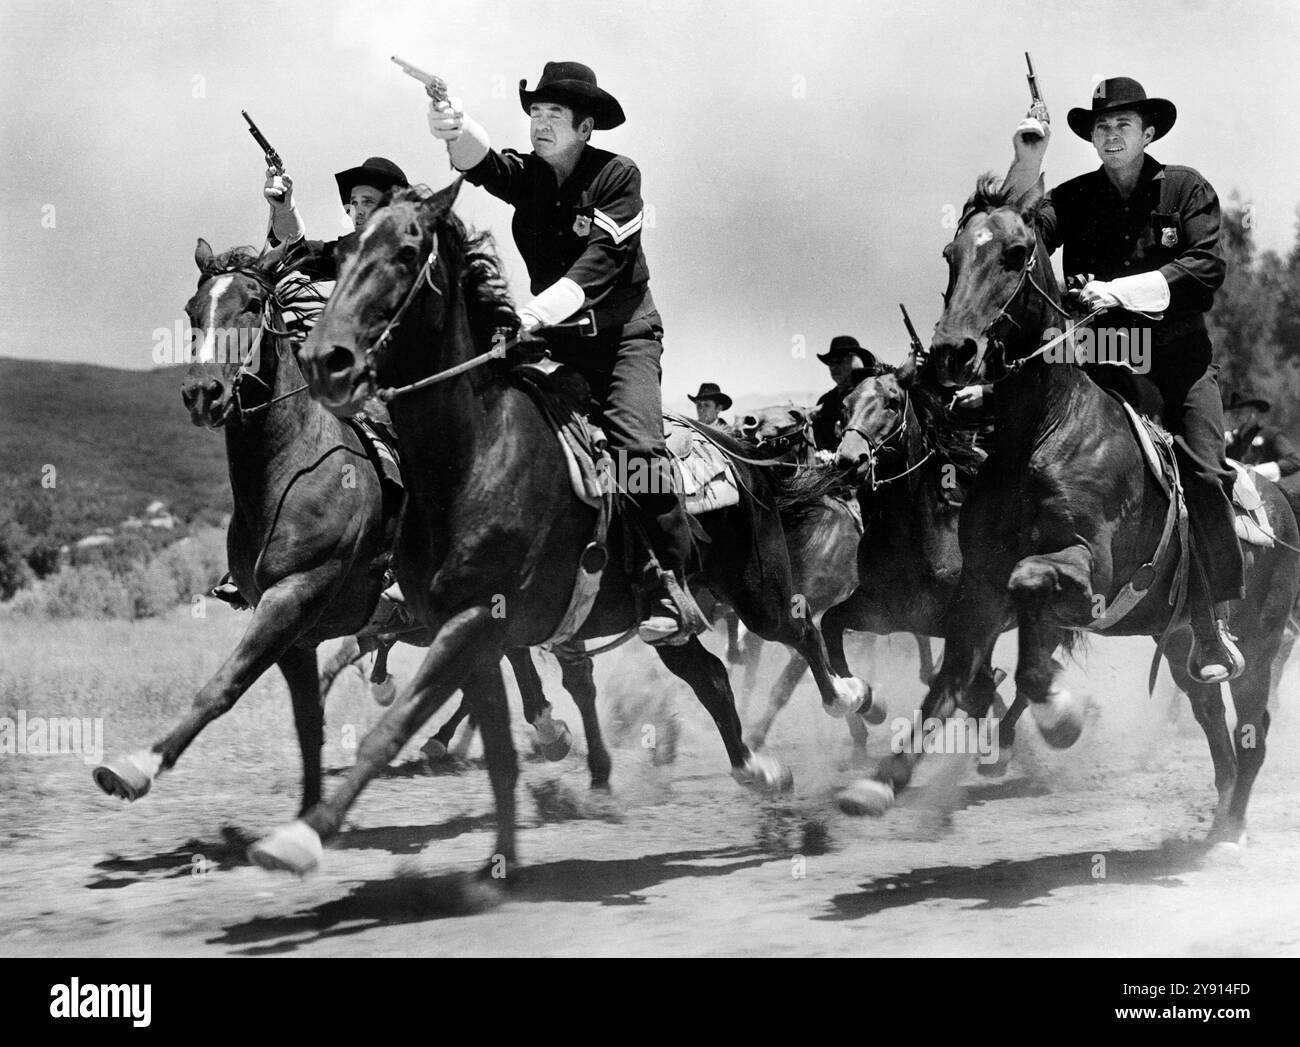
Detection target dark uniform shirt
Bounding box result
[273,230,359,283]
[1038,154,1226,374]
[1227,423,1300,476]
[813,371,868,451]
[463,145,652,332]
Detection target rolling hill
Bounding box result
[0,357,231,545]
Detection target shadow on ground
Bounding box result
[819,839,1204,921]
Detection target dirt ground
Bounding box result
[2,609,1299,957]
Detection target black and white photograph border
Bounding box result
[2,0,1300,965]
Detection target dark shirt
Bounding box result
[1038,154,1226,370]
[275,231,359,283]
[463,144,651,326]
[814,371,869,451]
[1227,423,1300,476]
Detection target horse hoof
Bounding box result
[836,779,895,817]
[824,676,868,719]
[860,691,887,727]
[977,749,1012,778]
[1031,688,1083,749]
[92,751,160,801]
[421,737,450,762]
[369,675,397,708]
[538,722,572,762]
[247,820,322,876]
[731,751,793,794]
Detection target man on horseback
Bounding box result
[1003,76,1245,683]
[813,336,879,452]
[209,156,412,607]
[426,60,703,645]
[688,383,733,429]
[1225,391,1300,482]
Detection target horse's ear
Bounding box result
[897,354,919,388]
[422,177,464,218]
[1013,174,1045,220]
[195,237,214,272]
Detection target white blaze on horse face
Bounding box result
[972,227,993,248]
[198,275,234,364]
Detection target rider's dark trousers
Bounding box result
[1153,361,1245,606]
[548,298,691,577]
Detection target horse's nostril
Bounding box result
[325,346,356,377]
[959,338,978,363]
[205,378,223,399]
[181,386,197,407]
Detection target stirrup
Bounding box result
[1188,620,1245,684]
[637,572,708,647]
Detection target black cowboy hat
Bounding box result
[688,382,733,410]
[519,61,626,130]
[817,334,877,368]
[1224,391,1271,413]
[334,156,410,206]
[1067,77,1177,142]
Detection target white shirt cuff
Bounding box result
[1104,271,1170,314]
[519,277,586,328]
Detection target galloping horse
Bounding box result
[92,240,589,813]
[249,181,871,876]
[822,365,1011,789]
[844,175,1300,846]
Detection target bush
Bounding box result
[41,565,132,619]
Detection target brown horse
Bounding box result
[845,176,1300,847]
[92,241,591,813]
[249,181,872,876]
[821,367,1011,791]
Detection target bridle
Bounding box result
[351,223,593,404]
[842,384,933,491]
[739,414,816,463]
[228,295,310,421]
[950,214,1106,385]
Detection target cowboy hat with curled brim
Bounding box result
[519,61,626,130]
[817,334,878,368]
[688,382,733,410]
[1067,77,1177,142]
[334,156,410,206]
[1224,391,1271,413]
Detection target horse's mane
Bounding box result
[969,172,1013,212]
[201,245,328,345]
[391,186,519,343]
[876,362,985,481]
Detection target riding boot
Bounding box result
[209,571,250,610]
[1186,557,1245,684]
[628,475,707,646]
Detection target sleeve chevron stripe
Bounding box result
[592,207,644,244]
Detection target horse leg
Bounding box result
[94,576,332,802]
[1164,628,1238,840]
[915,633,936,684]
[505,648,571,762]
[1268,616,1297,715]
[738,629,765,709]
[249,606,501,874]
[554,641,612,790]
[1007,547,1096,748]
[278,644,324,815]
[318,634,369,698]
[421,697,472,763]
[654,635,792,793]
[464,660,520,873]
[744,651,808,751]
[838,587,1003,816]
[821,587,871,679]
[367,639,398,707]
[725,608,744,664]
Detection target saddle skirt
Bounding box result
[347,414,403,491]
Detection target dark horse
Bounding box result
[845,175,1300,847]
[92,240,596,812]
[249,181,872,875]
[822,365,1013,797]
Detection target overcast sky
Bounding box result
[3,0,1297,407]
